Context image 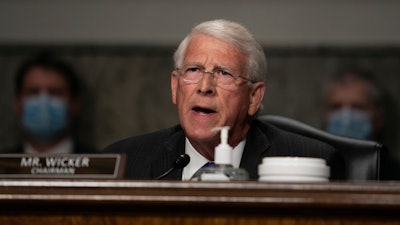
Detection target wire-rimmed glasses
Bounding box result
[175,66,255,88]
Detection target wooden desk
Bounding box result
[1,180,400,225]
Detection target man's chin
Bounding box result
[185,129,219,143]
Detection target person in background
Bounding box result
[323,67,385,141]
[5,53,97,154]
[323,67,399,180]
[105,19,345,180]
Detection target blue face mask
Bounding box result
[326,108,372,140]
[21,93,68,141]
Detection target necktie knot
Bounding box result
[190,162,215,180]
[203,162,215,168]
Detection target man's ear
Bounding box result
[248,82,265,116]
[171,70,179,105]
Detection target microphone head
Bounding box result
[173,154,190,169]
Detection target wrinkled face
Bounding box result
[171,34,265,146]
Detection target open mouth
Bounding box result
[192,106,216,114]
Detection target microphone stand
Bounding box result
[155,154,190,180]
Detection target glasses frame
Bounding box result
[175,67,256,87]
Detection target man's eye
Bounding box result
[186,67,200,73]
[217,70,232,77]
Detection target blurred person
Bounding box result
[323,67,385,141]
[5,53,97,154]
[105,19,345,180]
[323,67,399,179]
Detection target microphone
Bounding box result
[155,154,190,180]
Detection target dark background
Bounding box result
[0,1,399,160]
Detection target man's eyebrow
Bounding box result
[214,64,234,71]
[183,62,235,71]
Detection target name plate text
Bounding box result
[0,154,124,179]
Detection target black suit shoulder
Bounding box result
[257,120,335,157]
[104,125,182,154]
[104,125,185,179]
[252,119,346,180]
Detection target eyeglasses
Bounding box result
[175,66,255,87]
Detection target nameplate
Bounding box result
[0,154,125,179]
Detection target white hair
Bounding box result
[174,19,267,82]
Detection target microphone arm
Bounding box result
[155,154,190,180]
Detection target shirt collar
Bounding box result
[182,137,246,180]
[24,138,74,154]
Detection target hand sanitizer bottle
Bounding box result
[191,126,249,181]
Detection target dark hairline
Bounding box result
[14,55,81,99]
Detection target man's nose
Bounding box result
[197,71,216,95]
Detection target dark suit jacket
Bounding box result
[105,119,345,180]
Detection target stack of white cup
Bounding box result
[258,157,330,182]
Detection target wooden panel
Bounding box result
[0,180,400,225]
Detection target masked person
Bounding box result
[324,68,385,141]
[7,53,97,154]
[105,19,345,180]
[323,67,400,180]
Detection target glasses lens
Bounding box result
[214,70,235,85]
[182,67,201,83]
[179,66,248,88]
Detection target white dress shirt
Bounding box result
[182,137,246,180]
[24,138,74,154]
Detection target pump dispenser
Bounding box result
[214,126,232,165]
[191,126,249,181]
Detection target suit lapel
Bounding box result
[149,121,271,180]
[150,128,186,180]
[240,121,271,179]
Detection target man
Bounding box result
[323,67,399,180]
[6,53,96,154]
[323,68,385,141]
[106,19,345,180]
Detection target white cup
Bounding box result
[258,157,330,182]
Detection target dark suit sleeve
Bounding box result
[254,120,347,181]
[279,133,346,181]
[279,131,347,181]
[325,146,346,180]
[103,125,185,180]
[104,136,154,179]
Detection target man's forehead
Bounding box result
[183,35,246,71]
[23,67,68,87]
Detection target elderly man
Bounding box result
[106,19,344,180]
